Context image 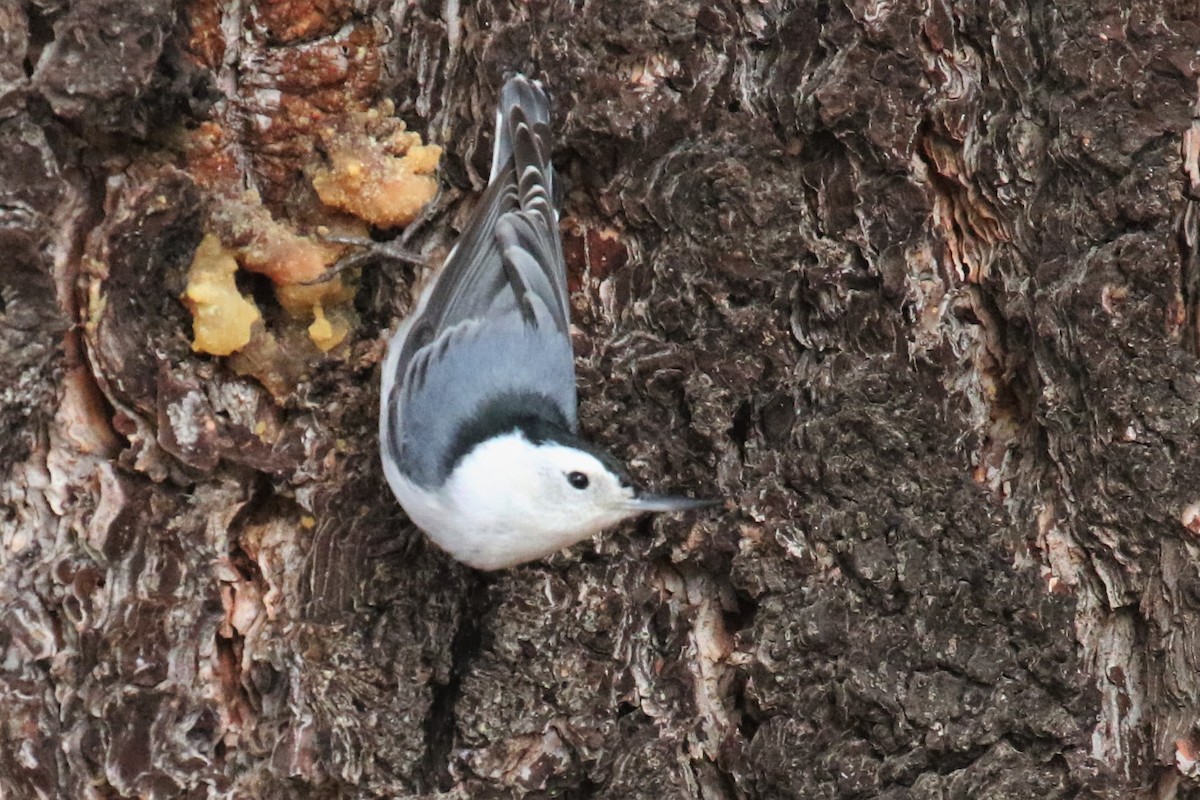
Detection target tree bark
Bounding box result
[2,0,1198,798]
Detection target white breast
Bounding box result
[381,433,617,570]
[379,443,542,570]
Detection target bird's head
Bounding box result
[439,430,716,569]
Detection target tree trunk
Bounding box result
[2,0,1198,797]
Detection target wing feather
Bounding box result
[381,74,577,487]
[392,76,565,374]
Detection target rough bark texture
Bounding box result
[2,0,1199,798]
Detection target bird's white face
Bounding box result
[508,440,640,534]
[434,433,640,569]
[389,430,715,570]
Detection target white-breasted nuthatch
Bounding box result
[379,74,715,570]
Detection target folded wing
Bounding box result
[382,75,577,488]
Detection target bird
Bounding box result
[379,74,715,570]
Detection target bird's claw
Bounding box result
[303,235,427,285]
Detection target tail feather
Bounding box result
[490,74,552,184]
[490,74,569,334]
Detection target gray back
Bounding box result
[382,75,575,488]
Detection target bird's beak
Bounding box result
[622,492,722,514]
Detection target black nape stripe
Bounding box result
[445,391,632,486]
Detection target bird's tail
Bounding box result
[490,74,552,184]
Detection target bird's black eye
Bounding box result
[566,471,590,490]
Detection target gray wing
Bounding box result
[401,76,566,356]
[381,75,576,487]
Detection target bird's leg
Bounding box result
[304,186,445,285]
[303,234,426,285]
